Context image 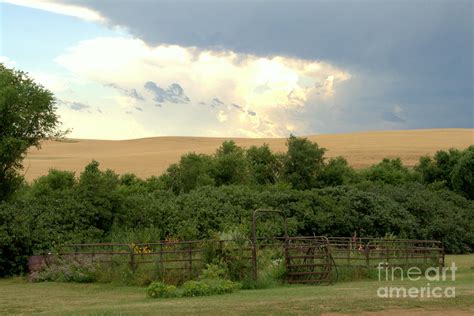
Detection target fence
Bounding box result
[28,236,444,284]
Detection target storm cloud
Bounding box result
[144,81,190,105]
[65,0,472,130]
[105,83,144,101]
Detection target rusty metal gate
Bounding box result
[284,236,335,284]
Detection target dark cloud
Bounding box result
[129,89,144,101]
[73,1,471,77]
[210,97,224,107]
[59,99,91,112]
[135,106,143,111]
[144,81,190,104]
[231,103,243,111]
[105,83,144,101]
[69,101,89,111]
[247,110,256,116]
[65,0,473,131]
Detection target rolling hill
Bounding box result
[23,128,473,181]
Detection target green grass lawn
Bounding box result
[1,254,473,315]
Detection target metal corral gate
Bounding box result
[282,236,444,284]
[29,236,444,284]
[284,236,334,284]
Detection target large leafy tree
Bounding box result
[162,153,215,193]
[213,141,249,186]
[282,135,326,190]
[0,64,62,201]
[246,144,282,185]
[451,146,474,199]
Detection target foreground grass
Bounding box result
[0,255,473,315]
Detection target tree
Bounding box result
[415,148,464,189]
[451,146,474,199]
[361,158,413,185]
[29,169,76,197]
[161,153,215,193]
[76,161,120,233]
[318,156,356,187]
[0,64,62,201]
[282,135,326,190]
[246,144,282,185]
[213,141,249,186]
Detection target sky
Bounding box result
[0,0,472,139]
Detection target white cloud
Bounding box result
[3,0,105,22]
[54,37,351,138]
[0,55,17,67]
[28,71,72,92]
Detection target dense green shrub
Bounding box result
[0,203,32,276]
[199,262,228,280]
[181,280,211,296]
[181,279,241,297]
[147,281,178,298]
[147,278,241,298]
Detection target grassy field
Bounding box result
[23,128,474,181]
[0,254,473,315]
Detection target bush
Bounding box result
[199,278,241,295]
[199,262,228,280]
[147,279,241,299]
[30,257,97,283]
[0,203,32,276]
[182,279,241,297]
[147,281,178,298]
[182,280,211,296]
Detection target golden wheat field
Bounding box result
[23,128,473,181]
